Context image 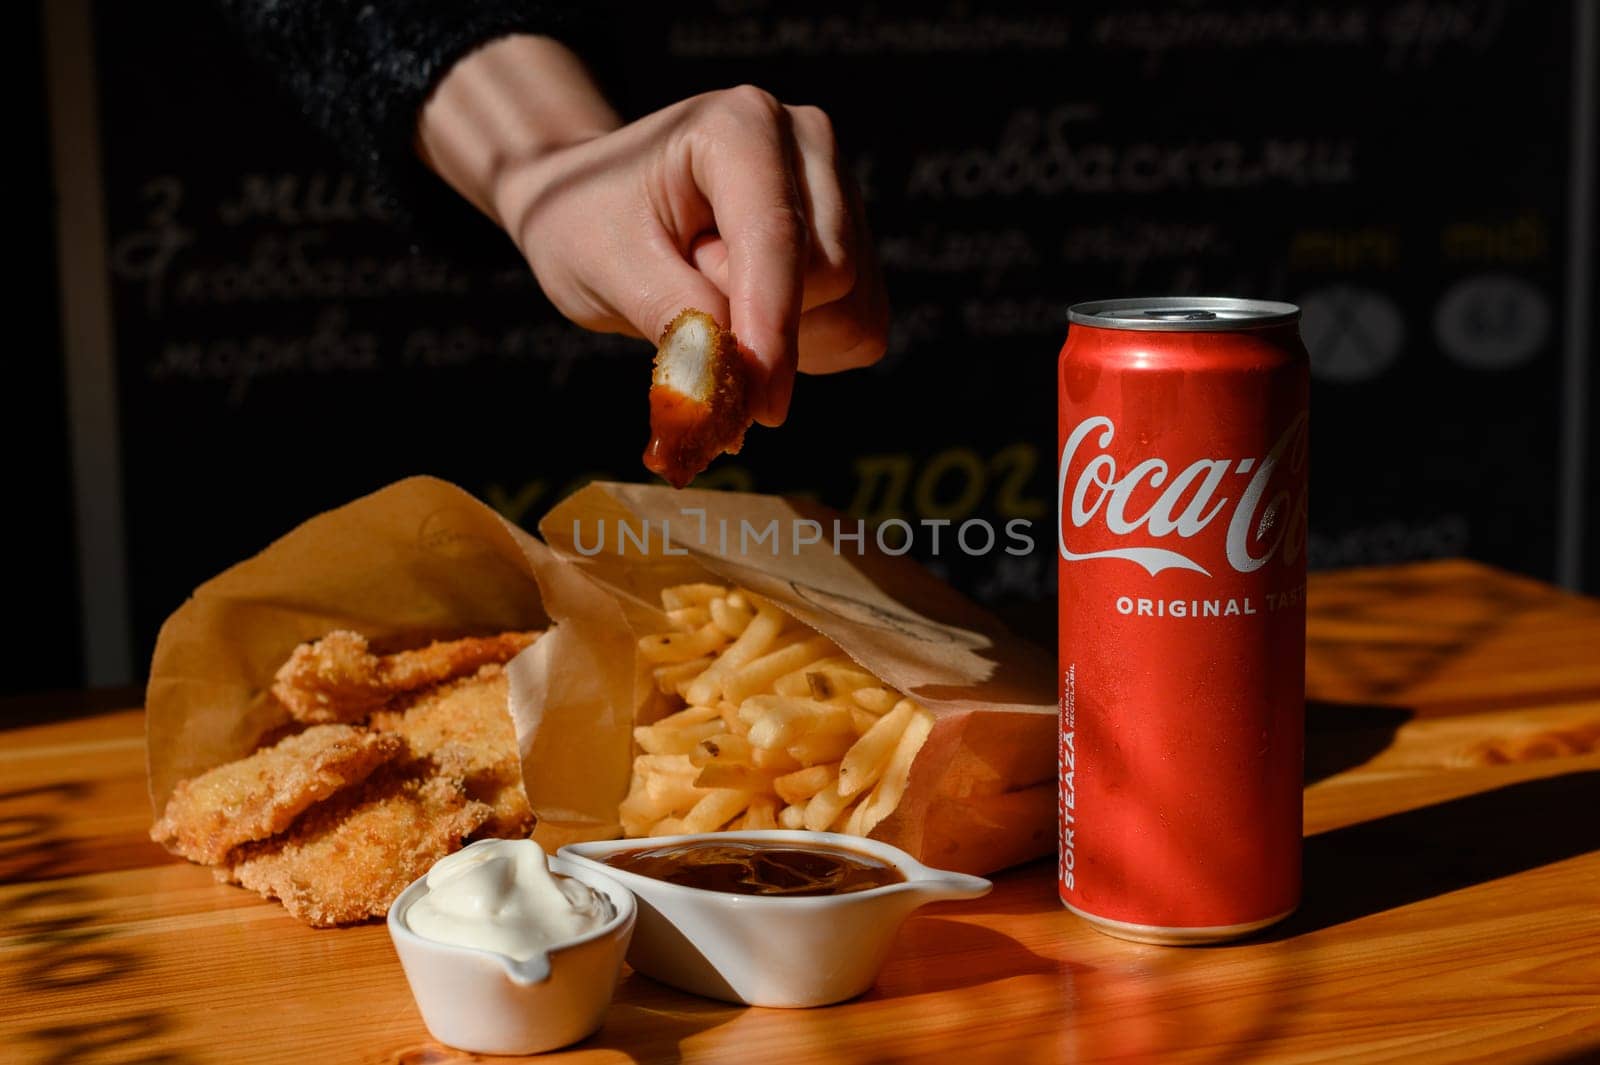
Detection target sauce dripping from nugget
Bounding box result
[604,839,904,896]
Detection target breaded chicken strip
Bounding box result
[368,664,534,838]
[271,630,541,724]
[222,764,491,926]
[643,309,752,488]
[150,724,403,865]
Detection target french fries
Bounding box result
[622,582,935,839]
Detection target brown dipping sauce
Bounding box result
[604,840,905,897]
[641,389,706,489]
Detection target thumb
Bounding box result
[628,249,731,351]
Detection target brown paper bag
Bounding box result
[145,476,559,812]
[146,476,1056,878]
[527,482,1057,875]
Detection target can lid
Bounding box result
[1067,297,1300,331]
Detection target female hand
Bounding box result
[417,35,888,426]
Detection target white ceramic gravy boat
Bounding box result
[560,830,991,1008]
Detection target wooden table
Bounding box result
[5,560,1599,1064]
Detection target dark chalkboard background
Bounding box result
[16,2,81,697]
[18,0,1596,694]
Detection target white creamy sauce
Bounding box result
[405,840,612,961]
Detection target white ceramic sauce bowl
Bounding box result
[559,830,991,1008]
[386,850,637,1055]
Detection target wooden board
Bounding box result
[4,560,1599,1064]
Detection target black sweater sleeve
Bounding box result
[213,1,592,248]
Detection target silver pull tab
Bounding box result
[1142,309,1218,321]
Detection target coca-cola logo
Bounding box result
[1057,413,1308,577]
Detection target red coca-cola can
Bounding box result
[1057,297,1309,944]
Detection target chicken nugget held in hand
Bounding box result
[643,309,753,488]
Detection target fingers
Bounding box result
[691,86,806,427]
[785,105,856,313]
[690,99,887,382]
[694,229,887,374]
[689,233,730,290]
[695,109,856,314]
[798,173,888,373]
[798,291,889,373]
[628,231,732,346]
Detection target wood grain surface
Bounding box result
[4,560,1598,1065]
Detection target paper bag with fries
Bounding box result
[522,482,1056,875]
